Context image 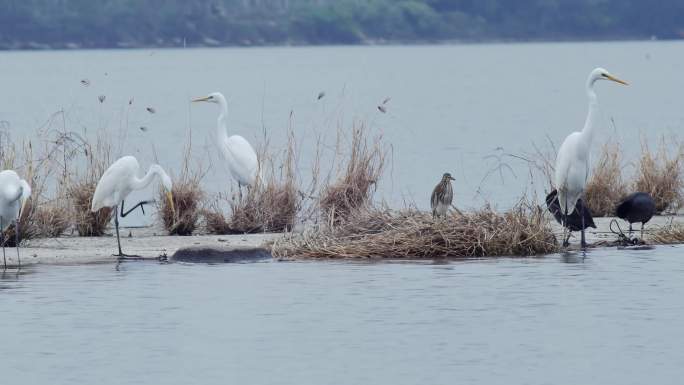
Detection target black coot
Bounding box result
[615,192,656,239]
[546,189,596,246]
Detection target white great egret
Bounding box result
[91,156,174,257]
[191,92,259,198]
[554,67,628,247]
[0,170,31,269]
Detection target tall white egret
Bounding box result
[554,67,628,247]
[0,170,31,268]
[91,156,174,257]
[191,92,259,198]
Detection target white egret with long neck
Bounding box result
[0,170,31,269]
[191,92,259,197]
[554,67,628,247]
[91,156,174,257]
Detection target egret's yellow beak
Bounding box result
[606,74,629,85]
[166,191,176,216]
[191,96,210,103]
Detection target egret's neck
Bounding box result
[581,80,599,145]
[217,99,230,145]
[131,164,163,191]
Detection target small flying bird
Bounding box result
[430,173,455,218]
[146,107,156,114]
[98,95,106,103]
[129,97,134,105]
[615,192,656,239]
[377,105,387,113]
[317,91,325,100]
[546,189,596,247]
[0,170,31,269]
[139,126,148,132]
[382,97,391,105]
[80,79,90,87]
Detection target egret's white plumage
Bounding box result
[554,67,627,245]
[91,156,172,212]
[0,170,31,268]
[91,156,174,256]
[192,92,259,188]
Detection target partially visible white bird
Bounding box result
[91,156,174,257]
[554,67,628,247]
[0,170,31,268]
[192,92,259,197]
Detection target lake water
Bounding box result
[1,41,684,224]
[2,42,684,384]
[2,246,684,385]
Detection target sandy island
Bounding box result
[1,215,682,267]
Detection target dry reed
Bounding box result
[158,166,204,235]
[271,198,557,259]
[647,221,684,244]
[584,142,627,216]
[319,123,385,223]
[633,139,684,214]
[69,132,113,236]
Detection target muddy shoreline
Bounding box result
[2,215,682,268]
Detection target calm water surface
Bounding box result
[2,246,684,384]
[1,41,684,221]
[2,42,684,384]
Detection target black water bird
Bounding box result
[615,192,655,239]
[431,173,455,218]
[545,189,596,247]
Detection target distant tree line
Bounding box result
[0,0,683,49]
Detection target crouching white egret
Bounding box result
[91,156,174,257]
[0,170,31,269]
[191,92,259,198]
[554,67,628,248]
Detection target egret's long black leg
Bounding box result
[641,223,645,242]
[238,184,243,202]
[562,195,569,248]
[120,199,153,218]
[580,200,587,249]
[15,218,20,269]
[115,203,124,257]
[628,224,633,238]
[1,218,5,270]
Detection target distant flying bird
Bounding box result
[129,97,134,105]
[146,107,156,114]
[377,105,387,113]
[98,95,106,103]
[0,170,31,268]
[431,173,455,218]
[615,192,656,239]
[139,126,148,132]
[91,156,174,257]
[382,97,391,105]
[546,189,596,247]
[80,79,90,87]
[317,91,325,100]
[192,92,260,199]
[554,67,627,248]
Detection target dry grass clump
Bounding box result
[69,133,113,236]
[647,222,684,244]
[633,139,684,214]
[584,142,627,216]
[159,171,204,236]
[320,123,386,223]
[70,180,112,236]
[271,199,557,259]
